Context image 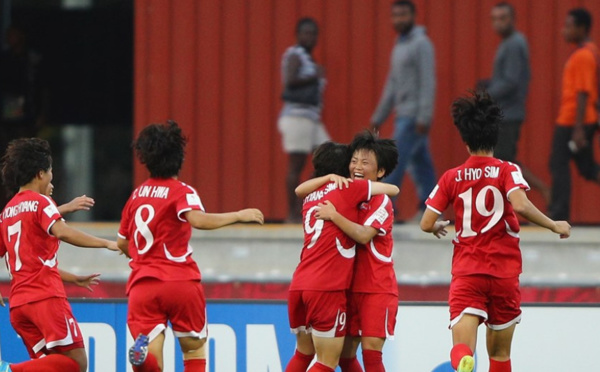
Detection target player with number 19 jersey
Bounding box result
[426,157,530,278]
[426,156,530,328]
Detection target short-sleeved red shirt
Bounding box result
[0,190,65,308]
[351,195,398,295]
[118,178,205,294]
[290,180,372,292]
[426,156,530,278]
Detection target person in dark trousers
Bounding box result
[371,0,436,222]
[278,18,329,223]
[478,2,551,203]
[549,8,600,221]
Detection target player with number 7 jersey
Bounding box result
[0,138,119,372]
[117,121,264,372]
[285,142,399,372]
[421,92,571,372]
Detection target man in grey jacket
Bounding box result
[371,0,436,220]
[478,2,550,202]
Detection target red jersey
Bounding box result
[0,191,65,308]
[290,180,372,291]
[118,178,205,294]
[351,195,398,295]
[426,156,530,278]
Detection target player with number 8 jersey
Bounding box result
[421,92,571,372]
[117,121,264,372]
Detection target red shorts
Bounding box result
[288,290,347,338]
[347,292,398,340]
[10,297,84,359]
[449,275,521,330]
[128,279,207,341]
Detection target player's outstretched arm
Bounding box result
[508,189,571,238]
[420,208,450,239]
[371,182,400,197]
[184,209,264,230]
[57,195,95,215]
[50,220,120,250]
[295,174,351,198]
[59,269,101,292]
[315,201,378,244]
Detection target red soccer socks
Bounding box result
[362,350,385,372]
[339,356,364,372]
[489,358,511,372]
[450,343,473,370]
[285,349,315,372]
[184,358,206,372]
[10,354,80,372]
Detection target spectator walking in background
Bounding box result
[478,2,551,204]
[371,0,436,222]
[278,18,329,223]
[549,8,600,220]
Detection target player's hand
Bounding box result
[552,221,571,239]
[0,293,4,307]
[74,273,101,292]
[106,240,120,251]
[415,122,430,135]
[237,209,265,225]
[315,200,337,221]
[432,220,450,239]
[63,195,95,214]
[571,126,588,151]
[328,174,352,189]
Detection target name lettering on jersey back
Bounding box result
[2,201,39,219]
[304,183,338,204]
[137,186,170,199]
[455,166,499,182]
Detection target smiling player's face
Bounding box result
[349,149,385,182]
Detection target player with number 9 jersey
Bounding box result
[285,142,399,372]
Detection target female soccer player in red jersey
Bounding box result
[0,138,118,372]
[286,141,399,372]
[312,132,399,372]
[117,121,264,372]
[420,92,571,372]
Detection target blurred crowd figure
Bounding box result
[370,0,437,222]
[549,8,600,221]
[278,18,329,223]
[478,2,551,203]
[0,23,47,209]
